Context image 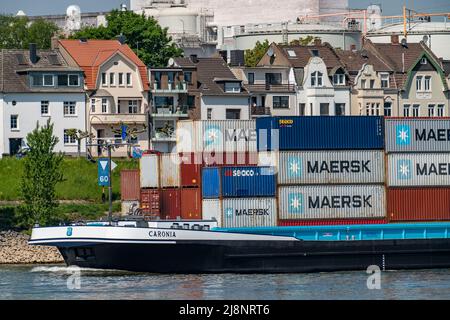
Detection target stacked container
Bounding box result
[139,154,161,215]
[257,116,388,225]
[201,166,277,227]
[120,169,140,215]
[385,118,450,222]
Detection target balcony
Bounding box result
[246,83,296,93]
[90,113,146,125]
[152,81,188,93]
[151,130,176,142]
[151,105,190,118]
[251,106,271,116]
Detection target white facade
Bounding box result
[0,93,86,156]
[298,57,350,115]
[200,96,250,120]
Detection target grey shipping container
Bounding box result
[160,153,181,187]
[140,154,159,188]
[388,153,450,187]
[202,199,222,226]
[259,151,385,185]
[278,185,386,220]
[385,119,450,153]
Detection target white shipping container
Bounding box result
[160,153,180,187]
[177,120,257,153]
[259,151,385,185]
[202,199,222,226]
[388,153,450,187]
[279,185,386,220]
[385,119,450,153]
[222,198,277,228]
[140,154,159,188]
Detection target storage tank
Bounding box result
[157,6,199,35]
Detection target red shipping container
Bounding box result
[278,219,388,227]
[180,153,202,188]
[181,188,202,220]
[161,188,181,219]
[387,188,450,222]
[140,189,160,215]
[121,170,140,201]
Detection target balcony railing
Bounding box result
[151,130,176,142]
[251,106,271,116]
[90,113,146,124]
[152,105,189,118]
[246,83,296,93]
[152,81,188,93]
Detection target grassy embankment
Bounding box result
[0,157,139,229]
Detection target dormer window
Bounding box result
[311,71,323,87]
[224,82,241,93]
[380,73,389,88]
[43,74,54,87]
[310,49,320,57]
[333,73,345,85]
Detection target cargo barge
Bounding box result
[29,221,450,273]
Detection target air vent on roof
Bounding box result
[16,54,27,65]
[47,54,61,65]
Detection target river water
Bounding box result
[1,265,450,299]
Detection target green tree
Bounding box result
[71,10,183,67]
[65,129,94,158]
[289,35,317,46]
[17,120,64,228]
[245,40,270,67]
[0,15,58,49]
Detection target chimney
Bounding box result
[350,44,357,52]
[29,43,37,64]
[51,37,59,50]
[313,38,322,46]
[190,54,199,64]
[391,35,399,45]
[117,34,126,45]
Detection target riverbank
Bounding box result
[0,230,63,264]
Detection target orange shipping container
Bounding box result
[120,170,140,201]
[181,188,202,220]
[387,188,450,222]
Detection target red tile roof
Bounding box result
[58,39,149,91]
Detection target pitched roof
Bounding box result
[0,49,84,93]
[195,58,248,96]
[173,57,197,68]
[58,39,149,91]
[278,43,345,70]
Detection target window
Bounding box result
[265,73,282,85]
[114,133,122,144]
[384,102,392,117]
[91,99,96,113]
[184,72,192,84]
[126,73,132,86]
[287,50,296,57]
[403,104,410,117]
[421,57,427,65]
[428,104,435,117]
[273,96,289,109]
[43,74,54,86]
[416,76,423,91]
[381,73,389,88]
[365,103,380,116]
[369,79,375,89]
[224,82,241,93]
[320,103,329,115]
[168,72,175,83]
[361,79,366,89]
[311,49,319,57]
[41,101,49,116]
[109,73,115,86]
[248,73,255,85]
[10,115,18,130]
[58,74,68,86]
[102,73,107,86]
[226,109,241,120]
[102,99,108,113]
[299,103,306,116]
[63,102,76,116]
[64,130,76,144]
[128,100,139,114]
[118,73,124,86]
[413,104,420,117]
[207,108,212,120]
[311,71,323,87]
[68,75,79,86]
[335,103,345,116]
[438,104,445,117]
[31,74,43,86]
[424,76,431,92]
[333,73,345,85]
[154,72,161,84]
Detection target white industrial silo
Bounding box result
[66,5,82,31]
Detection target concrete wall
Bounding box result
[200,96,250,120]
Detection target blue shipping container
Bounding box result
[202,167,276,198]
[256,116,385,151]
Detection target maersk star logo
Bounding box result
[225,208,233,218]
[396,125,411,146]
[287,157,302,178]
[397,159,412,180]
[204,125,222,147]
[288,193,304,214]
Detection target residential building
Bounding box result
[56,39,150,157]
[0,45,86,157]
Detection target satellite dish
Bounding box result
[168,58,175,67]
[267,47,274,57]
